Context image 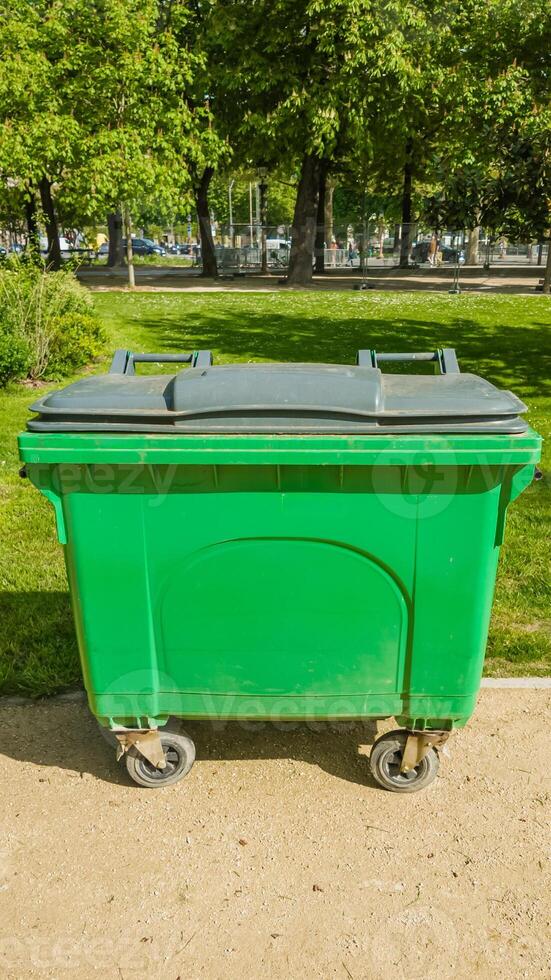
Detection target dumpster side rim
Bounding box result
[18,429,542,467]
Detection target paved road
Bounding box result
[0,689,549,979]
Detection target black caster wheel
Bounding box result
[125,731,195,788]
[369,730,439,793]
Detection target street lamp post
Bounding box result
[449,249,465,294]
[258,167,268,274]
[354,210,377,291]
[228,179,235,246]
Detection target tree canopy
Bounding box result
[0,0,548,285]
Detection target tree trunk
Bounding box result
[286,153,322,286]
[314,161,329,274]
[24,191,40,253]
[393,222,401,260]
[537,241,544,265]
[107,212,125,266]
[465,226,480,266]
[399,140,414,269]
[38,177,62,270]
[122,206,135,288]
[542,238,551,295]
[194,167,218,278]
[324,178,334,245]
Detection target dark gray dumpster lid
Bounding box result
[27,348,528,434]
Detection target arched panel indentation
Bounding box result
[159,538,408,696]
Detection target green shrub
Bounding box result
[0,324,29,385]
[0,261,105,384]
[46,313,106,378]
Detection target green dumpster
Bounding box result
[18,347,542,791]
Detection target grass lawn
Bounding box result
[1,289,550,695]
[90,253,194,268]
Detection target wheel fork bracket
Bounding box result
[400,731,450,773]
[114,730,167,770]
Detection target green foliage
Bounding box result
[0,263,105,383]
[0,0,227,242]
[204,0,407,165]
[209,172,297,228]
[0,325,29,386]
[422,0,551,238]
[0,0,549,258]
[56,0,204,219]
[46,313,106,379]
[332,187,402,233]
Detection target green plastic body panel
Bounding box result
[19,429,541,730]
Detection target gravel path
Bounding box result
[78,264,544,294]
[0,689,550,979]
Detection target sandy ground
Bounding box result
[77,264,546,295]
[0,690,550,980]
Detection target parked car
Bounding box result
[122,237,166,257]
[168,243,191,255]
[97,242,110,259]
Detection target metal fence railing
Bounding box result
[197,224,549,273]
[53,219,546,272]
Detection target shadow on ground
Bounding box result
[0,591,80,696]
[119,308,551,400]
[0,700,381,789]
